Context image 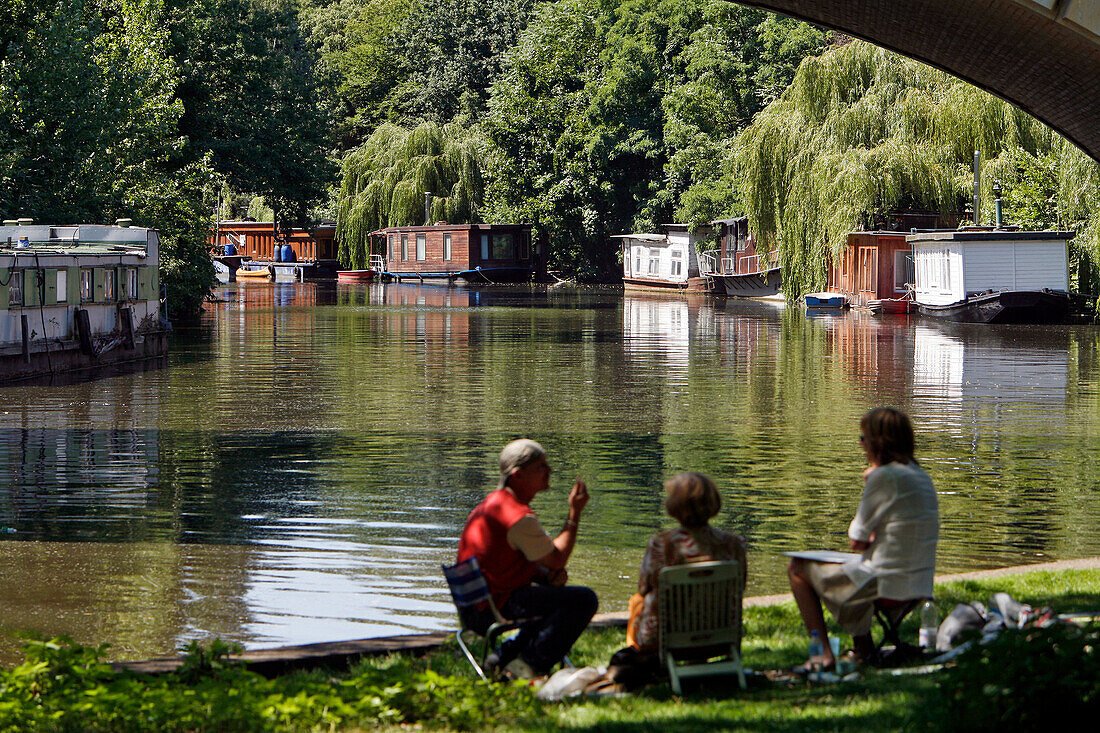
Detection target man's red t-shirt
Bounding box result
[458,489,540,608]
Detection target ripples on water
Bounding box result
[0,282,1097,661]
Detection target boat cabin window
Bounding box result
[894,251,914,293]
[518,233,529,261]
[670,248,683,277]
[634,248,642,275]
[386,235,393,259]
[56,269,68,303]
[103,269,116,303]
[416,233,426,261]
[443,233,452,261]
[400,234,408,261]
[480,233,489,260]
[8,271,22,307]
[127,268,138,300]
[80,269,93,303]
[492,233,512,260]
[648,248,660,275]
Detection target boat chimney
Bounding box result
[115,218,133,228]
[16,217,33,225]
[424,192,432,226]
[972,150,980,225]
[992,180,1003,229]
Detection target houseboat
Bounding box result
[211,221,339,282]
[700,217,781,297]
[614,224,712,292]
[0,220,167,383]
[827,231,915,313]
[370,223,538,283]
[907,228,1075,323]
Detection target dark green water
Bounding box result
[0,282,1097,662]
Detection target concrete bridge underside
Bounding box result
[736,1,1100,162]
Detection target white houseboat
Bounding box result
[907,228,1075,323]
[613,224,712,292]
[0,220,167,382]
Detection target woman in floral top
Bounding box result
[628,472,748,652]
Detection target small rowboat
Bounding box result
[337,269,375,283]
[236,266,273,280]
[868,297,912,315]
[803,292,848,309]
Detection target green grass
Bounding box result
[1,569,1097,731]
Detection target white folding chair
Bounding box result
[657,560,747,694]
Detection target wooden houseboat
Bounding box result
[701,217,781,297]
[0,220,167,382]
[370,223,537,283]
[827,232,915,313]
[211,221,339,282]
[614,224,713,292]
[907,228,1075,323]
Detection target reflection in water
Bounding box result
[0,283,1097,662]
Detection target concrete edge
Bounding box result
[115,556,1100,677]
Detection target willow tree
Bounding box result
[336,121,484,268]
[734,40,1100,297]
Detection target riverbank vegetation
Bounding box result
[5,0,1100,310]
[1,568,1095,731]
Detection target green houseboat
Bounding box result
[0,220,167,382]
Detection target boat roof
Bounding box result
[906,228,1076,242]
[0,224,153,254]
[610,233,666,241]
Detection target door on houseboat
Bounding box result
[857,246,878,305]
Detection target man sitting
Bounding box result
[457,439,598,679]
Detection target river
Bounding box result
[0,282,1097,663]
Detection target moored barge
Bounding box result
[0,220,168,382]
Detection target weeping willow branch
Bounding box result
[735,41,1100,298]
[335,122,485,268]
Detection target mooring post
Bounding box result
[20,314,30,364]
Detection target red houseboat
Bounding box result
[370,223,538,284]
[826,232,915,313]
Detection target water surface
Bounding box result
[0,282,1097,662]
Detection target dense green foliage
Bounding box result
[734,40,1100,297]
[0,637,534,731]
[321,0,826,276]
[1,569,1096,731]
[0,0,332,319]
[939,621,1100,731]
[336,122,483,268]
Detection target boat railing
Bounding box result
[369,254,386,273]
[699,249,720,276]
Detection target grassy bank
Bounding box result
[1,569,1097,732]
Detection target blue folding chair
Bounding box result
[442,557,536,680]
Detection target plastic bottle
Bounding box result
[808,629,824,668]
[919,600,939,650]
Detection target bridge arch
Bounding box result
[735,1,1100,162]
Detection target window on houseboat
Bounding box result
[401,234,408,260]
[491,233,512,260]
[518,233,529,260]
[443,233,452,261]
[480,234,489,260]
[416,233,426,261]
[56,269,68,303]
[8,270,22,307]
[104,269,116,303]
[634,247,642,275]
[128,268,138,300]
[648,248,660,275]
[670,249,683,277]
[894,251,914,292]
[80,269,93,303]
[387,235,394,259]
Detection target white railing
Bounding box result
[699,250,720,276]
[369,254,385,272]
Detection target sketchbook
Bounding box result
[781,550,862,564]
